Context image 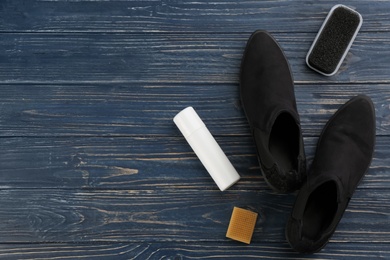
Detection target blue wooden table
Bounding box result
[0,0,389,259]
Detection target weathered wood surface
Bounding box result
[0,0,389,33]
[0,187,389,243]
[1,83,390,137]
[0,33,389,84]
[1,0,390,259]
[0,243,389,260]
[0,136,389,190]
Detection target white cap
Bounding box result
[173,107,205,138]
[173,107,240,191]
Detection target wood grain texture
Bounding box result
[0,0,389,33]
[0,188,388,244]
[0,136,388,190]
[0,0,389,259]
[0,242,389,259]
[0,32,389,84]
[0,83,390,137]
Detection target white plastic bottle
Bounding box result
[173,107,240,191]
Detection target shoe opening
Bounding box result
[302,181,338,240]
[269,112,299,174]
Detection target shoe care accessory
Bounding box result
[226,207,258,244]
[174,107,241,191]
[306,4,363,76]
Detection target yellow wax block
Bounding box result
[226,207,258,244]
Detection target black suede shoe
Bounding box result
[286,95,376,253]
[240,30,306,193]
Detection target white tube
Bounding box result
[173,107,240,191]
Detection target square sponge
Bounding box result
[226,207,258,244]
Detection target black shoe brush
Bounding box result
[306,5,362,76]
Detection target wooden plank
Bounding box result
[0,0,388,33]
[0,242,388,259]
[0,243,148,259]
[0,32,388,84]
[0,187,388,243]
[0,83,389,137]
[0,136,387,189]
[0,1,388,258]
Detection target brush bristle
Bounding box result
[308,6,361,75]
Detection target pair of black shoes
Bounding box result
[240,30,376,253]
